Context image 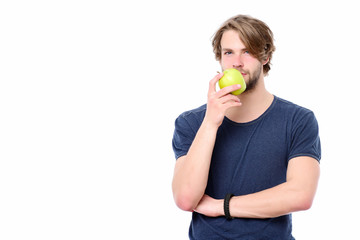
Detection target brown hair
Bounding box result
[212,15,275,75]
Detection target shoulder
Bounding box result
[275,97,313,114]
[275,97,322,162]
[275,96,320,140]
[172,104,207,159]
[178,104,207,118]
[176,104,207,124]
[274,96,316,122]
[174,104,207,132]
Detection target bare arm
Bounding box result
[194,156,320,218]
[172,73,242,211]
[172,122,218,211]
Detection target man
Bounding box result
[171,15,321,239]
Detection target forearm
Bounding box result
[194,157,320,218]
[172,120,219,211]
[195,182,314,219]
[229,182,312,218]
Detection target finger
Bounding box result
[220,94,241,104]
[208,72,224,96]
[215,84,241,98]
[224,100,242,109]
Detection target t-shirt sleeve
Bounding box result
[172,115,197,160]
[288,111,321,162]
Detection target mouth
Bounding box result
[234,68,247,76]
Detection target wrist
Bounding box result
[193,195,224,217]
[217,198,225,217]
[202,117,221,131]
[224,193,235,220]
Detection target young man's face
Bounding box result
[220,30,264,92]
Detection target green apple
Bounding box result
[218,68,246,95]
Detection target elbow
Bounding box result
[172,178,201,212]
[299,197,314,211]
[172,183,200,212]
[173,192,197,212]
[292,193,314,212]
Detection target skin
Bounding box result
[172,30,320,219]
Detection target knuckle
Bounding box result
[208,96,216,104]
[231,84,241,90]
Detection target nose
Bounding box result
[232,54,244,69]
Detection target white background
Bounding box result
[1,0,359,239]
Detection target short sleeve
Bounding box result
[172,115,197,160]
[288,111,321,162]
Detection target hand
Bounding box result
[204,73,242,128]
[193,194,223,217]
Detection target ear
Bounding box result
[262,57,269,65]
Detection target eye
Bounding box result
[224,51,232,55]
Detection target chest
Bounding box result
[207,119,290,197]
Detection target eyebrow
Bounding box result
[221,47,247,52]
[221,48,234,52]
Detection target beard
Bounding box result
[243,63,262,92]
[222,63,263,93]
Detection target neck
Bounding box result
[225,77,274,123]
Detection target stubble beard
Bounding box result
[244,64,262,93]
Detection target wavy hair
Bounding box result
[212,15,275,75]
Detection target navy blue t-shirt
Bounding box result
[172,96,321,240]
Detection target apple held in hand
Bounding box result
[218,68,246,95]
